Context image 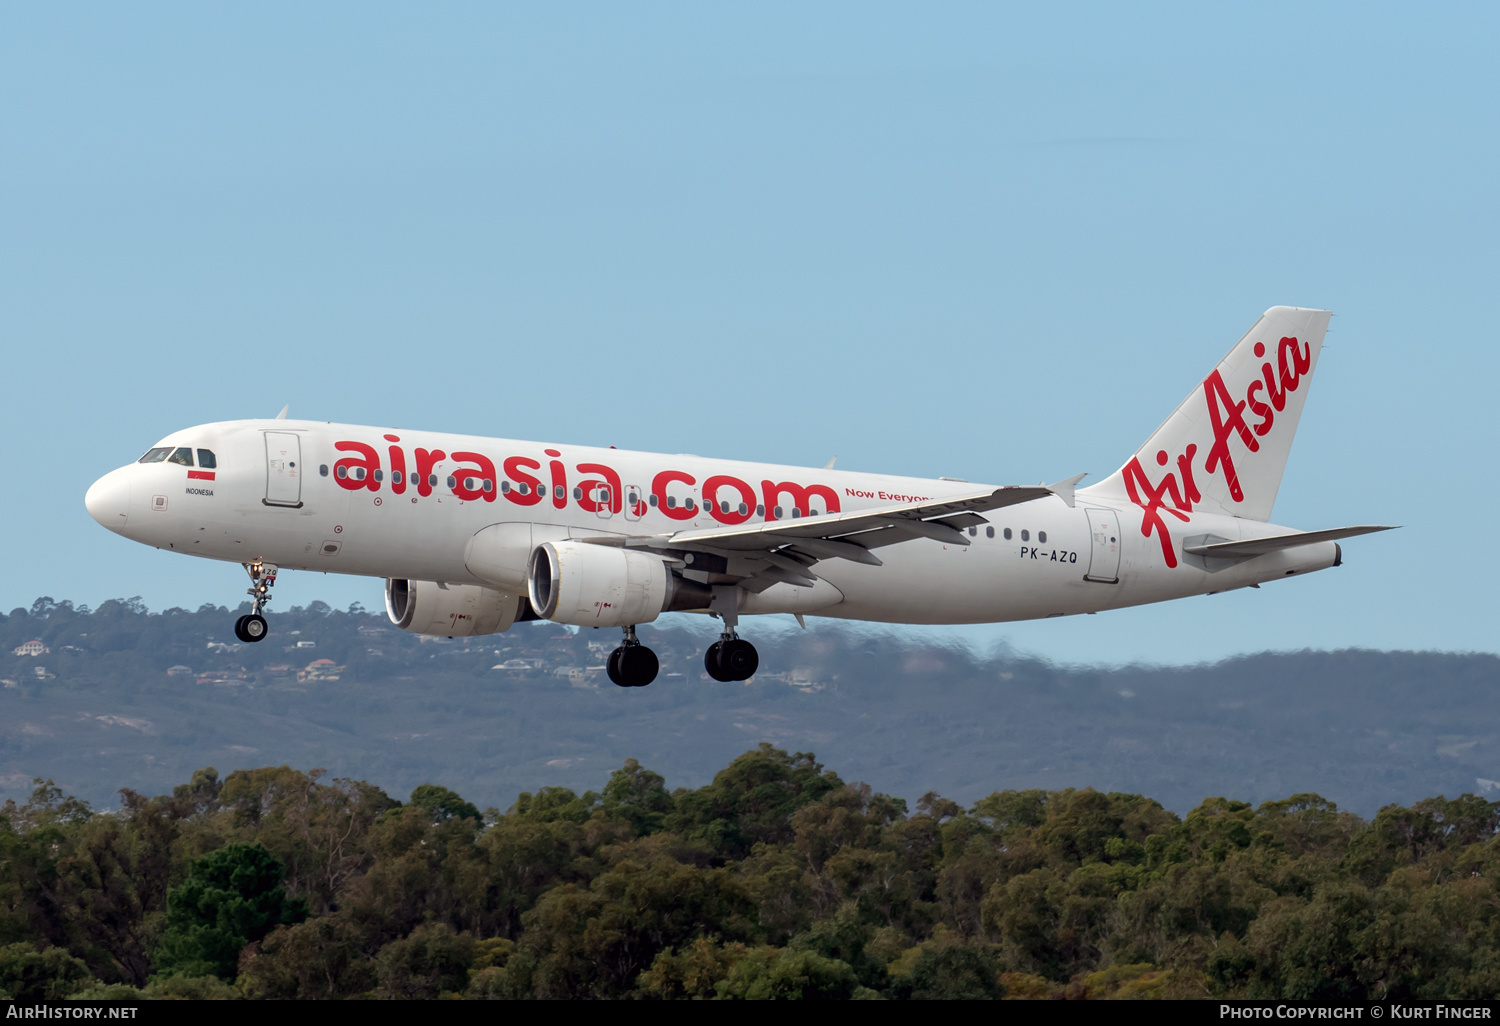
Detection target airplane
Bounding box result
[84,306,1392,688]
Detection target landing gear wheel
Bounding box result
[704,641,733,682]
[608,645,659,687]
[236,614,268,644]
[620,646,659,687]
[719,638,758,681]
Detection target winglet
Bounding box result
[275,404,289,420]
[824,456,838,470]
[1046,472,1088,509]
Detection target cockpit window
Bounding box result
[197,449,217,469]
[167,447,194,467]
[138,447,172,463]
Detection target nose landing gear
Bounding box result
[606,625,660,688]
[233,561,277,644]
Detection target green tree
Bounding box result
[601,759,673,835]
[237,917,374,999]
[154,844,308,979]
[887,934,1005,1000]
[374,923,476,999]
[667,745,845,859]
[713,946,862,1000]
[637,937,749,999]
[409,784,481,824]
[0,943,98,1001]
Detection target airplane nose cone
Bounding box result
[85,469,132,533]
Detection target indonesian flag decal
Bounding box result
[188,470,216,481]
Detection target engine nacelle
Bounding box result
[527,541,709,627]
[385,579,526,637]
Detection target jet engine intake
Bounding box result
[527,541,711,627]
[385,579,530,637]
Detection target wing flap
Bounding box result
[654,484,1058,553]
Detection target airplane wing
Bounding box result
[1182,525,1397,559]
[610,477,1082,591]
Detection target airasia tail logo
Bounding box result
[1122,336,1312,568]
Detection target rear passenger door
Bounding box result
[1084,508,1121,583]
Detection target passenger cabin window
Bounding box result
[1003,528,1012,540]
[1039,531,1048,544]
[986,526,995,538]
[139,447,172,463]
[167,447,194,467]
[1021,530,1029,541]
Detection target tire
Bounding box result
[242,614,268,643]
[233,615,251,643]
[719,638,758,681]
[620,646,659,687]
[704,641,734,682]
[607,647,628,687]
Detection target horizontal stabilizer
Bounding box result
[1046,472,1087,509]
[1182,525,1397,559]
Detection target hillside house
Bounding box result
[298,658,343,683]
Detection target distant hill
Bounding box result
[2,597,1496,817]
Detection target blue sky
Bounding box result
[3,3,1494,666]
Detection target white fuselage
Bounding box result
[84,418,1339,626]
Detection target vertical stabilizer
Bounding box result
[1083,306,1331,523]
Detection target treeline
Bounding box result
[5,748,1500,1000]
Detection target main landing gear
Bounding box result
[704,586,757,682]
[233,561,277,644]
[705,633,758,682]
[607,625,660,688]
